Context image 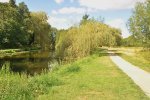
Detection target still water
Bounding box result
[0,51,54,75]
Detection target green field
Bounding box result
[0,50,149,100]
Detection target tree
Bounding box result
[0,1,53,49]
[56,16,122,60]
[18,2,30,22]
[18,2,32,45]
[110,28,122,46]
[0,2,27,48]
[122,35,142,47]
[0,1,31,48]
[9,0,16,7]
[30,12,51,50]
[80,14,89,25]
[128,0,150,47]
[49,27,57,51]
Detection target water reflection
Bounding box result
[0,51,52,75]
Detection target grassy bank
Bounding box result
[0,50,149,100]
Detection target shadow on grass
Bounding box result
[93,48,123,57]
[108,50,118,52]
[108,52,123,56]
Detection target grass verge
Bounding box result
[0,49,149,100]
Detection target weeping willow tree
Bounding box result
[30,12,51,50]
[55,17,122,60]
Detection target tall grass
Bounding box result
[0,57,82,100]
[0,64,63,100]
[66,64,80,73]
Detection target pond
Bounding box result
[0,51,56,75]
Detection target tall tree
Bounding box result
[9,0,16,7]
[18,2,32,45]
[128,0,150,47]
[0,1,30,48]
[30,12,51,50]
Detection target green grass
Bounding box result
[66,64,81,73]
[0,67,63,100]
[0,50,149,100]
[38,54,148,100]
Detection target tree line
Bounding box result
[0,0,122,61]
[0,0,55,50]
[5,0,150,61]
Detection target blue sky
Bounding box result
[0,0,146,38]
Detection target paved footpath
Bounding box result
[109,52,150,97]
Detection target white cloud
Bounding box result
[78,0,146,10]
[55,0,64,4]
[0,0,9,2]
[48,17,69,29]
[51,7,97,15]
[48,15,82,29]
[106,18,131,38]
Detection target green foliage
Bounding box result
[122,35,143,47]
[80,14,89,25]
[0,61,63,100]
[128,0,150,47]
[0,3,24,48]
[0,2,32,48]
[56,18,122,60]
[0,69,63,100]
[0,66,33,100]
[49,27,57,51]
[9,0,16,7]
[0,2,52,50]
[30,12,51,50]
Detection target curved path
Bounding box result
[109,52,150,97]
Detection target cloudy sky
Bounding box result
[0,0,146,38]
